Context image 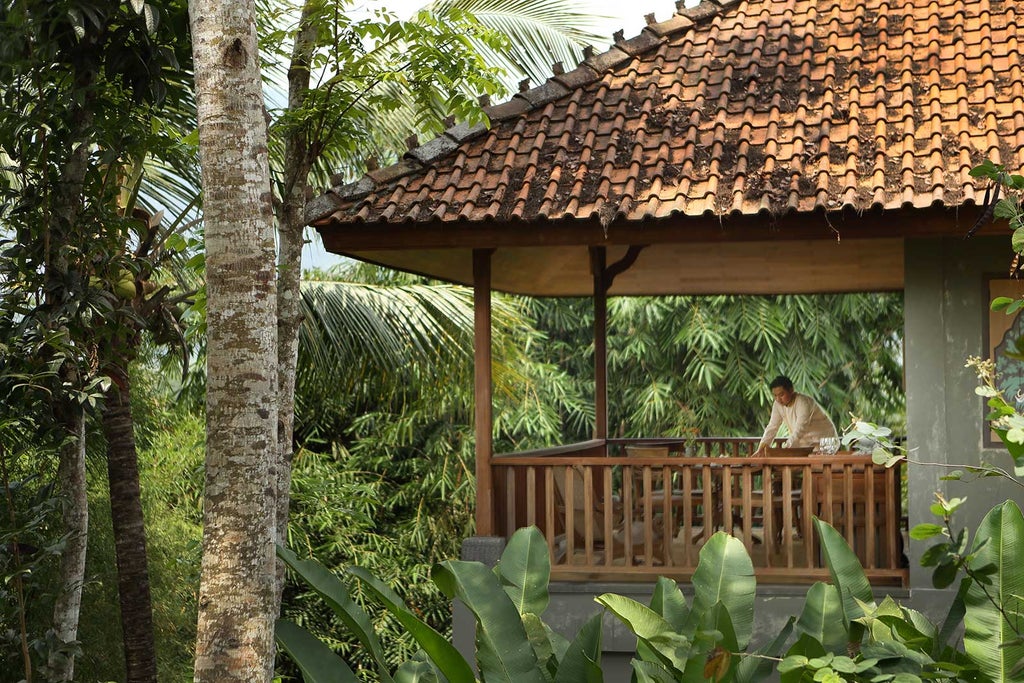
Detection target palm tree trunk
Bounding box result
[189,0,279,679]
[49,409,88,682]
[102,369,157,683]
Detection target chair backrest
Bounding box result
[624,444,672,494]
[550,463,611,543]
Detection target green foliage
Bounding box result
[265,0,606,186]
[73,382,203,683]
[0,428,68,682]
[842,409,1024,682]
[278,492,1024,683]
[963,502,1024,682]
[278,527,600,682]
[523,293,904,443]
[598,533,760,682]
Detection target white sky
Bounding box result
[302,0,691,271]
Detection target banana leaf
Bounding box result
[935,579,969,658]
[277,546,393,682]
[964,500,1024,682]
[495,526,550,617]
[597,593,691,671]
[649,576,689,631]
[794,582,846,652]
[521,612,557,680]
[813,517,874,641]
[697,603,738,681]
[689,532,756,649]
[395,652,441,683]
[275,618,359,683]
[631,659,677,683]
[552,612,604,683]
[348,566,475,683]
[734,616,795,683]
[433,559,547,683]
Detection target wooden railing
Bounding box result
[492,438,908,586]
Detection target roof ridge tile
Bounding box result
[680,0,723,23]
[515,79,571,107]
[615,28,664,56]
[405,134,459,165]
[583,45,633,73]
[551,64,602,90]
[646,13,696,38]
[445,121,488,144]
[482,96,531,122]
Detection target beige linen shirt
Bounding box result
[756,393,837,451]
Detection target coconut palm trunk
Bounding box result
[189,0,279,679]
[101,364,157,683]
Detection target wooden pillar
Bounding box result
[473,249,495,536]
[592,247,608,440]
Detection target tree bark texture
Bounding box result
[101,375,158,683]
[189,0,279,680]
[49,411,88,682]
[273,0,319,607]
[47,82,95,681]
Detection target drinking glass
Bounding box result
[819,437,840,455]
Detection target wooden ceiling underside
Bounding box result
[344,237,904,296]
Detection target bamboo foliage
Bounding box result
[525,293,904,442]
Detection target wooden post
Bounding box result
[592,247,608,440]
[473,249,495,536]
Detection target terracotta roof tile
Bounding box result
[311,0,1024,229]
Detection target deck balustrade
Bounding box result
[492,437,907,586]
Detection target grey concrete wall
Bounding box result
[904,235,1024,596]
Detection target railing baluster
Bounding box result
[545,466,555,564]
[761,464,773,568]
[803,462,814,568]
[583,465,594,566]
[865,465,876,568]
[885,465,898,569]
[843,463,854,550]
[505,467,515,537]
[526,466,536,528]
[604,466,614,567]
[623,464,634,566]
[781,466,794,568]
[682,467,694,565]
[663,464,674,567]
[722,464,733,537]
[565,465,575,564]
[741,467,753,550]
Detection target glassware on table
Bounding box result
[818,437,840,455]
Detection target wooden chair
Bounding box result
[624,445,706,553]
[552,462,667,566]
[763,447,812,549]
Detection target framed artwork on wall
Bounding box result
[984,275,1024,447]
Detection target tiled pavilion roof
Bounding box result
[309,0,1024,229]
